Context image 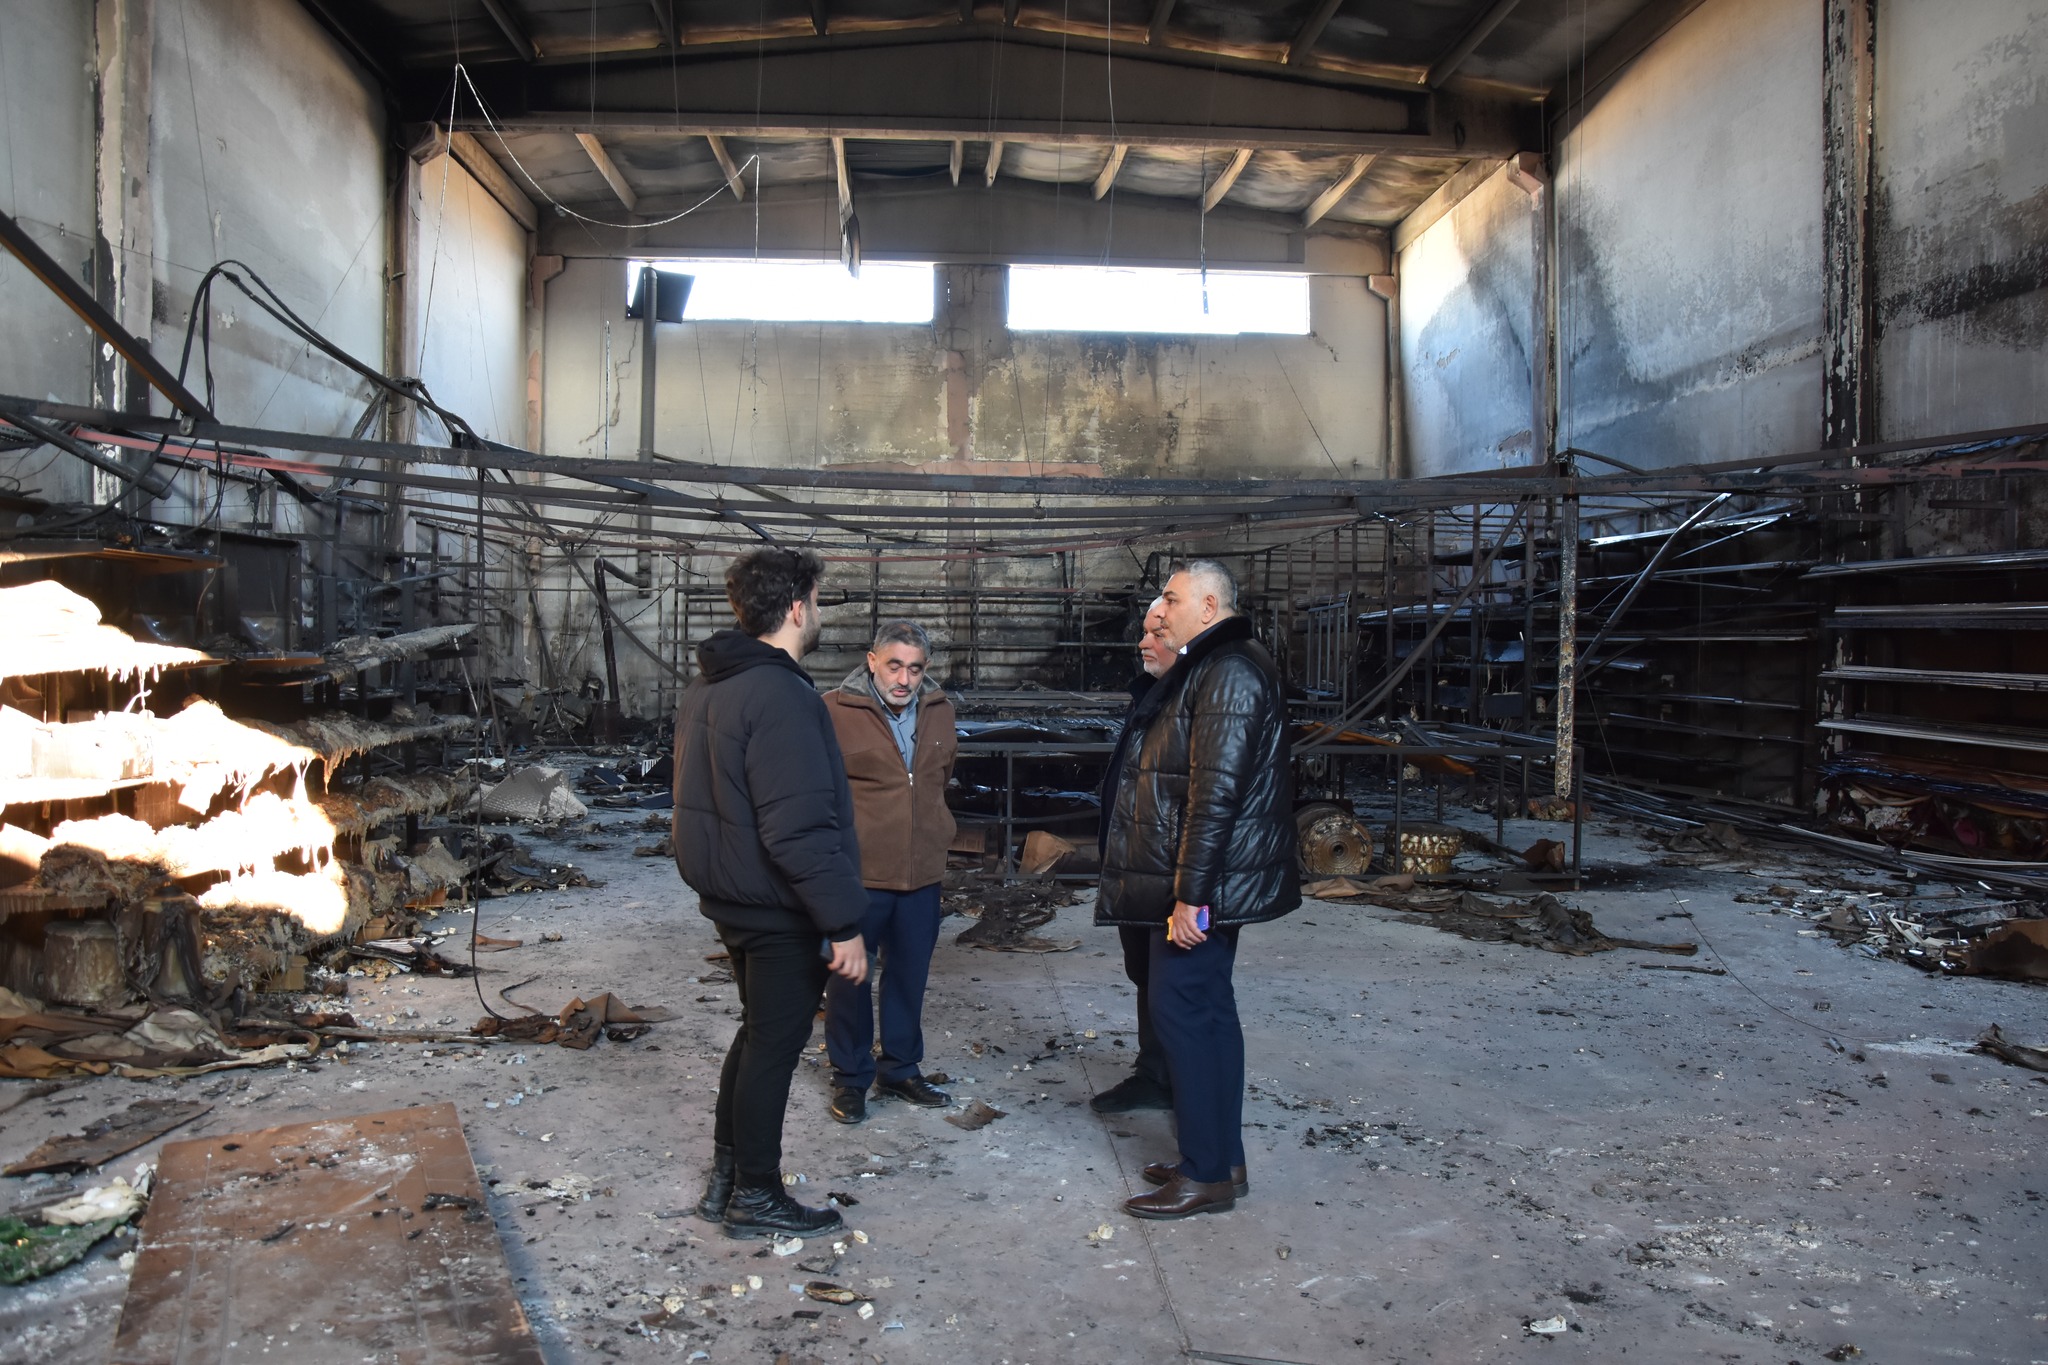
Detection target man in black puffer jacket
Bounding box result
[672,546,870,1240]
[1100,558,1298,1220]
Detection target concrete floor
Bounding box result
[3,809,2046,1365]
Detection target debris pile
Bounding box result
[1737,879,2048,979]
[577,754,675,810]
[1302,880,1697,957]
[946,879,1082,953]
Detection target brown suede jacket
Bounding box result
[823,666,958,892]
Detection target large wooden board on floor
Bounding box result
[110,1102,541,1364]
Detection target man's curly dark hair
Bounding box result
[726,546,825,637]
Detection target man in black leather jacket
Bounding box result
[1099,558,1298,1219]
[1090,598,1176,1115]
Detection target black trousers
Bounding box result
[1118,924,1171,1089]
[713,924,829,1187]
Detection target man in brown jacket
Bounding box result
[821,620,959,1123]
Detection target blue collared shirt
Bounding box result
[880,682,918,773]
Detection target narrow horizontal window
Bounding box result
[626,259,934,324]
[1006,265,1310,336]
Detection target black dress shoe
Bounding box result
[874,1074,949,1107]
[1123,1173,1237,1220]
[695,1143,736,1221]
[1142,1160,1249,1199]
[828,1087,867,1124]
[721,1181,844,1240]
[1089,1073,1173,1114]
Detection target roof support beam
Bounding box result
[647,0,677,48]
[705,133,745,200]
[949,138,964,185]
[576,133,638,212]
[958,0,974,21]
[1200,147,1253,212]
[1393,155,1503,251]
[1092,143,1129,199]
[831,135,853,221]
[1301,152,1375,227]
[1547,0,1709,139]
[442,33,1500,157]
[810,0,828,36]
[1286,0,1345,66]
[423,127,539,231]
[1146,0,1178,45]
[478,0,537,62]
[1426,0,1520,88]
[1003,0,1020,25]
[984,139,1005,186]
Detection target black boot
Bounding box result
[695,1144,736,1222]
[721,1179,845,1240]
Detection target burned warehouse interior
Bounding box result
[0,0,2046,1360]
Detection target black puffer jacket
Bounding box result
[671,630,866,940]
[1097,615,1300,928]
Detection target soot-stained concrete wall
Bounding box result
[1875,0,2048,439]
[1551,0,1825,469]
[539,260,1386,478]
[0,1,100,502]
[1397,164,1540,476]
[411,154,529,449]
[149,0,388,441]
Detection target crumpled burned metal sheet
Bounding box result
[4,1097,211,1176]
[948,881,1081,953]
[1975,1024,2048,1074]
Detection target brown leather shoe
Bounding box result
[1123,1173,1237,1220]
[1141,1161,1249,1199]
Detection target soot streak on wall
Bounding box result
[1875,0,2048,438]
[1398,165,1539,476]
[540,261,1386,478]
[1552,0,1824,469]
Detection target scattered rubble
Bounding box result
[1735,877,2047,979]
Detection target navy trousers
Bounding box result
[1148,925,1246,1184]
[825,883,944,1090]
[1118,924,1172,1090]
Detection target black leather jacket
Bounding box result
[1096,615,1300,929]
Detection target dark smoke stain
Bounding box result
[1877,181,2048,347]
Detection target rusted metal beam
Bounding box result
[1821,0,1876,449]
[0,209,210,419]
[12,395,2046,511]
